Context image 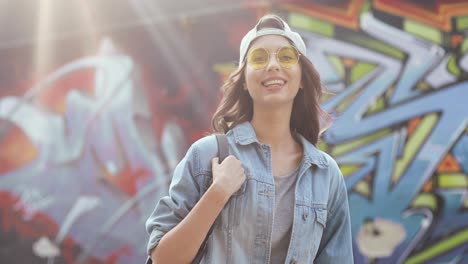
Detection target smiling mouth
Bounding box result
[262,79,286,87]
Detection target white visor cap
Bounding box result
[238,15,306,67]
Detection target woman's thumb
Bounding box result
[212,157,219,167]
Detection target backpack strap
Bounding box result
[215,134,229,163]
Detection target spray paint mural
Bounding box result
[0,1,467,263]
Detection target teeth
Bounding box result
[263,79,285,86]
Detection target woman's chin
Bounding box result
[255,95,295,108]
[264,84,285,92]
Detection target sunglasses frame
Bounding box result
[246,45,301,70]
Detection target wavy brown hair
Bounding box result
[211,15,331,145]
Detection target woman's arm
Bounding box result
[147,152,245,264]
[151,181,230,263]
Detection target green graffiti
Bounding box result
[411,192,438,211]
[351,62,377,83]
[336,89,360,113]
[456,16,468,31]
[354,181,370,197]
[405,228,468,264]
[438,173,468,189]
[415,81,430,92]
[327,55,345,79]
[366,97,385,114]
[461,38,468,53]
[339,164,362,177]
[403,19,442,44]
[332,129,390,156]
[289,13,334,37]
[318,140,329,153]
[392,114,438,184]
[347,35,404,60]
[447,55,461,76]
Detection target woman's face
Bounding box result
[244,35,302,109]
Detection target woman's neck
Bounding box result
[250,105,297,152]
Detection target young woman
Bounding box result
[146,14,353,263]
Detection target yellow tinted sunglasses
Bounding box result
[246,45,300,69]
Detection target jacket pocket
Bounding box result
[315,207,327,228]
[293,203,328,262]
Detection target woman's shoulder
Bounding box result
[186,134,225,169]
[318,149,339,169]
[313,149,346,192]
[299,135,338,171]
[306,144,342,176]
[189,134,218,154]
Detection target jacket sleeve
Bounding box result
[315,161,354,263]
[145,142,205,256]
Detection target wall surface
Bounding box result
[0,0,467,263]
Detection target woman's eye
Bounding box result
[253,56,267,62]
[280,56,293,61]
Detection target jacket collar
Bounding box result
[230,122,328,168]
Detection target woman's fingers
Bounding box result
[211,156,245,196]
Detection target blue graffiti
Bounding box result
[298,11,468,263]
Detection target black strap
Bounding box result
[215,134,229,163]
[146,134,229,264]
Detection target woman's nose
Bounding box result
[265,53,280,71]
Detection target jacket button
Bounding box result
[303,212,308,220]
[291,260,298,264]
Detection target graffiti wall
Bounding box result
[0,0,467,263]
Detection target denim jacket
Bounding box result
[146,122,354,263]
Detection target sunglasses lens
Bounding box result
[277,46,299,68]
[247,48,269,69]
[246,46,299,69]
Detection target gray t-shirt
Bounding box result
[270,167,299,264]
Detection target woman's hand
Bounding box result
[211,155,246,198]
